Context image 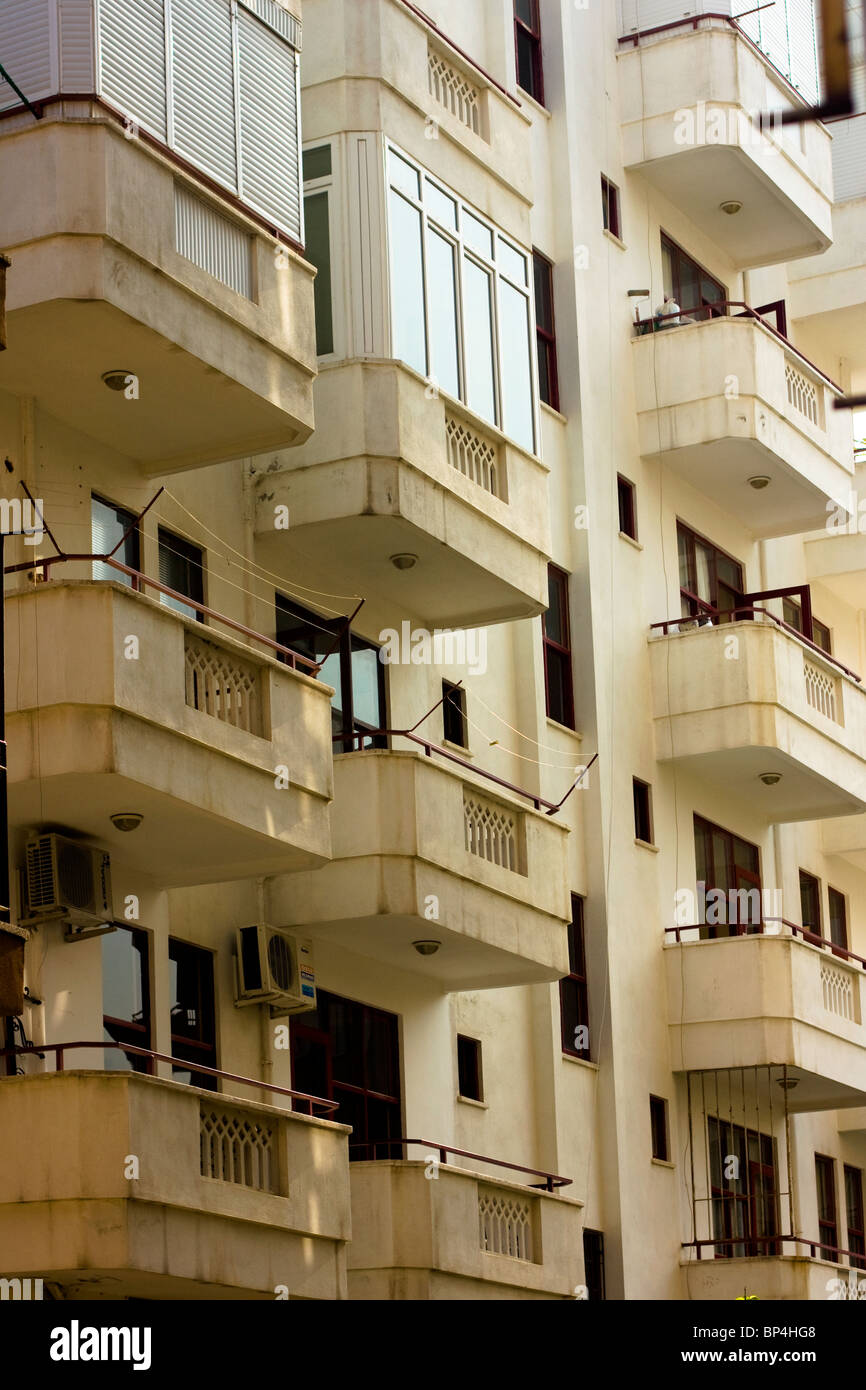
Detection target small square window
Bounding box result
[442,680,468,748]
[601,176,621,240]
[633,779,653,845]
[650,1095,669,1162]
[457,1035,483,1101]
[617,475,637,540]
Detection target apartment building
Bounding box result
[0,0,863,1303]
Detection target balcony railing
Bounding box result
[346,1136,571,1192]
[684,1234,866,1270]
[665,920,866,973]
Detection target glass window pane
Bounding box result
[92,495,139,586]
[158,528,204,622]
[717,555,741,591]
[102,929,146,1024]
[388,149,420,199]
[304,192,334,355]
[351,643,383,728]
[303,144,332,181]
[678,529,691,591]
[462,209,494,260]
[389,190,427,377]
[694,544,713,602]
[545,569,565,644]
[499,280,534,452]
[425,180,457,229]
[427,227,460,399]
[498,237,528,286]
[534,254,553,333]
[462,257,496,425]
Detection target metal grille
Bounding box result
[175,183,253,297]
[184,632,263,735]
[478,1187,535,1261]
[821,963,856,1021]
[804,660,839,722]
[446,417,504,499]
[428,48,481,135]
[785,360,820,426]
[200,1106,276,1191]
[464,793,520,872]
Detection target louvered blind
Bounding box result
[0,0,57,111]
[93,0,302,240]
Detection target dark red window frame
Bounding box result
[617,475,637,540]
[633,778,653,845]
[102,925,152,1076]
[560,894,590,1058]
[661,232,727,320]
[677,521,745,622]
[799,869,822,936]
[694,815,762,937]
[782,597,831,654]
[533,250,559,412]
[829,887,849,957]
[543,564,575,730]
[845,1165,866,1271]
[709,1116,779,1258]
[816,1154,839,1259]
[601,175,621,240]
[457,1034,483,1101]
[514,0,544,104]
[168,938,217,1092]
[650,1095,669,1162]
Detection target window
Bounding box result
[514,0,544,103]
[845,1165,866,1270]
[275,595,386,751]
[601,175,621,240]
[158,526,204,622]
[457,1035,483,1101]
[168,940,217,1091]
[633,779,653,845]
[91,494,140,588]
[650,1095,669,1162]
[782,597,832,654]
[799,870,822,937]
[677,523,744,623]
[661,234,727,320]
[694,816,762,937]
[543,564,575,729]
[709,1117,779,1258]
[815,1155,838,1260]
[533,251,559,411]
[583,1230,605,1300]
[386,146,537,454]
[442,680,468,748]
[560,894,590,1058]
[102,927,151,1074]
[829,887,849,955]
[617,475,637,540]
[303,144,334,355]
[291,990,402,1159]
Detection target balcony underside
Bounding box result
[806,533,866,606]
[9,709,331,886]
[0,295,311,475]
[657,739,866,823]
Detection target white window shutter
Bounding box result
[170,0,238,190]
[0,0,58,112]
[58,0,96,92]
[237,6,301,240]
[97,0,168,140]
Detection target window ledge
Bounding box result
[517,88,551,119]
[562,1052,598,1071]
[603,228,626,252]
[540,399,568,425]
[443,738,472,759]
[618,530,642,551]
[634,838,659,853]
[652,1157,676,1170]
[457,1094,488,1109]
[545,717,582,740]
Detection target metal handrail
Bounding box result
[337,727,563,814]
[4,553,321,675]
[634,300,844,395]
[0,1041,340,1116]
[665,920,866,971]
[683,1233,866,1266]
[650,603,862,684]
[349,1136,572,1191]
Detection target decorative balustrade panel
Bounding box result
[478,1186,535,1262]
[428,49,481,134]
[785,360,821,427]
[200,1105,277,1193]
[464,791,522,872]
[446,417,505,500]
[185,632,264,736]
[821,963,856,1022]
[804,660,839,723]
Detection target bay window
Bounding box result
[386,145,538,455]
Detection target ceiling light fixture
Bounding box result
[412,940,441,956]
[719,200,743,216]
[110,812,144,833]
[101,370,135,392]
[759,773,782,787]
[390,553,418,571]
[748,476,771,490]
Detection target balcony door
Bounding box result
[275,596,386,751]
[694,816,762,937]
[709,1117,780,1258]
[290,990,402,1158]
[661,234,727,320]
[677,524,744,624]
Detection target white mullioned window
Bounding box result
[385,143,539,456]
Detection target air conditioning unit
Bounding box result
[235,926,316,1014]
[25,834,112,926]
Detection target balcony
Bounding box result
[0,1068,351,1300]
[6,580,334,885]
[617,16,832,267]
[254,362,551,627]
[0,0,315,474]
[268,744,571,989]
[665,927,866,1110]
[348,1154,583,1300]
[633,311,853,537]
[681,1251,862,1302]
[650,616,866,821]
